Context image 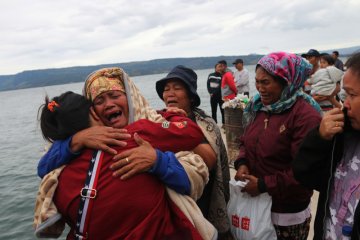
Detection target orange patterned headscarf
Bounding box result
[84,68,125,101]
[83,67,165,124]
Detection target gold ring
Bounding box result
[125,157,129,163]
[335,121,339,127]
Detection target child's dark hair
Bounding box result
[320,54,335,66]
[38,91,92,142]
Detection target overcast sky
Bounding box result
[1,0,359,75]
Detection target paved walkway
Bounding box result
[222,128,318,239]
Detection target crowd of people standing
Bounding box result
[32,48,360,240]
[206,59,250,124]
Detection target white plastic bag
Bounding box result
[227,179,277,240]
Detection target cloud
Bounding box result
[0,0,359,74]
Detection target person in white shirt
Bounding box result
[232,59,250,97]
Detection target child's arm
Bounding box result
[329,96,342,108]
[312,94,328,102]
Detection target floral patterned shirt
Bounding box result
[325,134,360,239]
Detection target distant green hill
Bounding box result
[1,45,359,92]
[0,55,263,91]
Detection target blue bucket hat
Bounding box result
[156,65,201,107]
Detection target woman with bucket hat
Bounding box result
[156,65,232,239]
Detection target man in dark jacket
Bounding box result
[207,63,224,124]
[332,50,344,71]
[294,52,360,239]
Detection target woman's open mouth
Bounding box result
[167,100,178,107]
[108,111,123,122]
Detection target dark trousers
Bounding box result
[210,95,224,124]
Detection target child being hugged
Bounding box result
[308,65,344,111]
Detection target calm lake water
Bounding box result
[0,66,256,239]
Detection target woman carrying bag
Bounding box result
[233,52,322,239]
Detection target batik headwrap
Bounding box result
[83,67,164,124]
[243,52,322,128]
[84,68,125,102]
[34,67,216,240]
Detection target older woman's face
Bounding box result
[255,67,284,105]
[162,79,192,113]
[92,90,129,128]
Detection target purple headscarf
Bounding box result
[257,52,312,98]
[243,52,322,128]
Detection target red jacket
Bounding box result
[238,98,321,213]
[221,71,237,100]
[54,114,204,239]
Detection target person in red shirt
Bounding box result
[218,60,237,100]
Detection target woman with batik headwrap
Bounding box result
[38,68,205,192]
[34,67,217,239]
[233,52,322,239]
